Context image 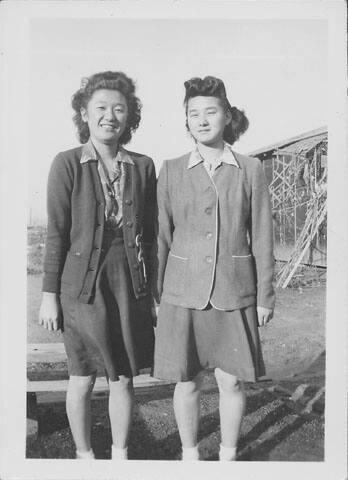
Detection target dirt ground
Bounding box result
[27,273,326,461]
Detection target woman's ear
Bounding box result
[225,109,232,125]
[80,108,88,123]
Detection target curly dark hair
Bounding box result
[71,71,142,145]
[183,76,249,145]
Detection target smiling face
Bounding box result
[186,96,232,147]
[81,89,129,147]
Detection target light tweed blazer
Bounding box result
[155,150,275,311]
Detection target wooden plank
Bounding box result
[28,343,66,363]
[27,374,171,393]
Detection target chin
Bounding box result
[200,138,217,146]
[101,135,120,144]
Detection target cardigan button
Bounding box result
[206,256,213,264]
[126,221,133,228]
[133,264,140,270]
[206,232,213,240]
[137,286,143,293]
[128,242,135,248]
[125,199,133,205]
[205,207,212,215]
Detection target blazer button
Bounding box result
[125,199,133,205]
[137,286,143,293]
[128,242,135,248]
[206,256,213,264]
[206,232,213,240]
[205,207,212,215]
[126,221,133,228]
[133,264,140,270]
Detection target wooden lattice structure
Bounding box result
[250,127,327,288]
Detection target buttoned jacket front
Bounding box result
[42,144,157,304]
[156,149,275,311]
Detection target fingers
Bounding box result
[256,307,273,327]
[257,314,266,327]
[39,316,60,331]
[260,313,271,326]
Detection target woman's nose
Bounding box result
[198,114,208,125]
[104,108,116,121]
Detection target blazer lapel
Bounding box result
[186,162,215,193]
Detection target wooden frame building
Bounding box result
[250,127,327,287]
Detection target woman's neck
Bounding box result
[197,140,224,163]
[91,138,119,165]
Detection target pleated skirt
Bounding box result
[153,301,265,383]
[61,229,155,381]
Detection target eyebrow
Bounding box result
[95,100,126,106]
[188,106,218,113]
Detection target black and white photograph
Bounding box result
[0,1,347,479]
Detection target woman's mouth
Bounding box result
[101,124,117,130]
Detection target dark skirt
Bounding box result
[153,301,265,383]
[61,229,155,381]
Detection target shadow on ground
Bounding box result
[27,354,324,461]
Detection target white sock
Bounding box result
[219,444,237,461]
[76,448,95,459]
[182,445,200,461]
[111,445,128,460]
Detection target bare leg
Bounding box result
[108,376,134,451]
[214,367,246,459]
[173,372,203,450]
[66,374,96,454]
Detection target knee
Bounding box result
[109,375,133,393]
[68,374,96,398]
[175,374,203,396]
[214,368,243,394]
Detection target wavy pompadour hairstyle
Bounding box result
[71,71,142,145]
[183,76,249,145]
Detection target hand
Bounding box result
[39,292,63,331]
[150,297,160,327]
[256,306,273,327]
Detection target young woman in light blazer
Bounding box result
[153,76,275,461]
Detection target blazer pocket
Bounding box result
[232,255,256,297]
[163,252,188,297]
[61,252,89,296]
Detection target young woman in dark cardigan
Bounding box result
[39,71,156,460]
[153,76,275,461]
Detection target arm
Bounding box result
[153,160,174,303]
[142,158,157,270]
[250,159,275,317]
[42,153,73,293]
[39,154,73,330]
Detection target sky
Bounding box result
[28,18,327,222]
